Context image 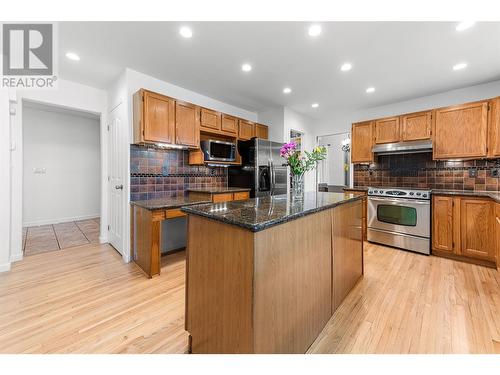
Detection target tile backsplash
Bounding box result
[130,145,227,201]
[354,153,500,191]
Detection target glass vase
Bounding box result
[291,173,305,199]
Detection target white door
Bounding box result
[108,103,126,258]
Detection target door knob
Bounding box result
[115,184,123,190]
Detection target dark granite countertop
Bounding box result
[343,187,369,192]
[431,189,500,203]
[131,196,211,210]
[187,187,251,194]
[181,192,364,232]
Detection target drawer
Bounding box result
[233,191,250,201]
[212,193,234,203]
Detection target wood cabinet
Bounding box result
[351,121,374,163]
[374,116,400,144]
[433,101,489,159]
[496,203,500,271]
[432,196,454,253]
[239,119,255,140]
[254,124,269,139]
[432,195,496,266]
[488,97,500,158]
[401,111,432,141]
[221,114,238,135]
[200,108,221,131]
[188,190,250,203]
[133,90,175,144]
[175,101,200,147]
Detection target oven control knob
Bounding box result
[423,194,427,198]
[409,192,414,195]
[374,190,378,193]
[368,190,373,194]
[416,192,421,196]
[379,190,384,194]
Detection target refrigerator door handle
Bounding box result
[269,160,274,195]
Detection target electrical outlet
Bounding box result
[492,168,499,178]
[468,168,477,178]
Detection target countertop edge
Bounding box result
[181,194,364,232]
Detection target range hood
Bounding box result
[372,139,432,155]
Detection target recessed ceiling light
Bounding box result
[241,63,252,72]
[65,52,80,61]
[340,63,352,72]
[456,21,475,31]
[366,87,375,93]
[453,62,467,71]
[311,103,319,108]
[179,26,193,38]
[283,87,292,94]
[308,24,322,37]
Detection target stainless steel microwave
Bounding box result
[200,140,237,162]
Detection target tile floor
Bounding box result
[23,218,101,256]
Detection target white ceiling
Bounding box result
[59,22,500,120]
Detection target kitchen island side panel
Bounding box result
[253,210,333,354]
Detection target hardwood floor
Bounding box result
[1,241,500,353]
[0,243,188,353]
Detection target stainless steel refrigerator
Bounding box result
[228,138,288,198]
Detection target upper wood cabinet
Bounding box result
[255,124,269,139]
[432,195,454,254]
[200,108,221,131]
[374,116,400,144]
[175,101,200,148]
[351,121,374,163]
[433,101,489,160]
[488,97,500,158]
[221,114,238,135]
[401,111,432,141]
[239,119,255,140]
[133,90,175,144]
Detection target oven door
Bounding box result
[367,196,430,238]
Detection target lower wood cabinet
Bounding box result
[432,195,496,266]
[496,203,500,270]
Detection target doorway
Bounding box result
[22,101,101,256]
[317,132,351,193]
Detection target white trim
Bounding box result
[0,262,11,273]
[23,214,100,227]
[10,252,23,263]
[98,235,109,244]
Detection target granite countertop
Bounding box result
[181,192,364,232]
[187,187,252,194]
[431,189,500,203]
[343,187,369,192]
[131,196,211,210]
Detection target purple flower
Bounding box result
[280,142,297,158]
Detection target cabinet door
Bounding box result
[432,196,454,253]
[175,101,200,148]
[374,116,400,144]
[496,203,500,269]
[433,101,488,159]
[488,97,500,158]
[255,124,269,139]
[351,121,374,163]
[239,119,255,140]
[401,111,431,141]
[221,114,238,134]
[233,191,250,201]
[143,92,175,144]
[459,198,495,261]
[212,193,233,203]
[200,108,220,131]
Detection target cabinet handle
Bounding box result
[496,217,500,225]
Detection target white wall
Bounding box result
[284,107,318,192]
[257,106,285,143]
[7,79,108,267]
[0,90,11,272]
[314,79,500,137]
[23,105,101,226]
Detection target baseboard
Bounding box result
[99,235,108,244]
[0,262,11,273]
[23,213,100,227]
[10,252,23,262]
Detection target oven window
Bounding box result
[377,205,417,226]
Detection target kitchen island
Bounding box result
[182,192,364,354]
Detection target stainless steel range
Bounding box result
[367,187,431,255]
